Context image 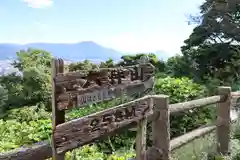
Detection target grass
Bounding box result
[171,131,216,160]
[170,119,240,160]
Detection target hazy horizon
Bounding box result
[0,0,204,57]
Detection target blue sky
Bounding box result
[0,0,203,55]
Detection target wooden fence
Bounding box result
[1,86,238,160]
[0,58,238,160]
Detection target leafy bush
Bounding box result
[0,119,51,152]
[5,105,50,122]
[0,76,216,157]
[65,145,105,160]
[65,145,135,160]
[0,85,8,112]
[154,77,206,103]
[154,77,214,137]
[107,149,135,160]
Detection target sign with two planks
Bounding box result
[51,56,155,157]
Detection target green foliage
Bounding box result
[1,0,240,159]
[66,97,130,120]
[99,58,115,68]
[0,85,8,112]
[4,105,50,122]
[0,49,52,108]
[64,145,135,160]
[155,77,206,103]
[14,49,52,105]
[66,145,105,160]
[169,0,240,92]
[184,0,240,49]
[165,54,192,78]
[13,48,52,71]
[68,59,98,72]
[117,53,165,72]
[0,76,216,155]
[0,73,26,108]
[0,119,51,152]
[0,104,52,152]
[155,77,214,137]
[0,46,237,159]
[106,149,135,160]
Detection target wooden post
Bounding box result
[136,118,147,160]
[148,95,170,160]
[136,98,152,160]
[51,58,65,160]
[217,86,231,155]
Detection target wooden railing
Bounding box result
[0,86,237,160]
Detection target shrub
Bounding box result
[65,145,105,160]
[154,77,215,137]
[0,85,8,112]
[0,76,216,156]
[65,145,135,160]
[0,119,51,152]
[5,105,50,122]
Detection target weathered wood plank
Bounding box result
[53,96,151,153]
[136,118,147,160]
[57,79,154,110]
[51,59,65,160]
[170,125,216,151]
[130,95,222,132]
[217,87,231,155]
[0,141,52,160]
[55,63,154,83]
[135,99,152,160]
[169,95,222,114]
[231,94,240,108]
[54,64,154,94]
[55,72,86,82]
[0,122,138,160]
[55,64,153,82]
[149,95,170,160]
[231,91,240,97]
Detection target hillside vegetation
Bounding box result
[1,0,240,159]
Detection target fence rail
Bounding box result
[0,87,237,160]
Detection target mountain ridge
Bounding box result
[0,41,171,61]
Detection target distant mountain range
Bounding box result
[0,41,171,62]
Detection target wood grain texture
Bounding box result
[53,96,151,153]
[169,95,222,114]
[0,141,51,160]
[53,62,155,111]
[151,95,170,160]
[54,63,154,93]
[170,125,216,151]
[136,118,147,160]
[51,59,65,160]
[57,80,154,110]
[135,98,152,160]
[217,87,231,155]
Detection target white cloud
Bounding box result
[95,24,195,55]
[23,0,53,8]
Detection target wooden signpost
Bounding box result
[54,97,151,153]
[55,57,155,110]
[51,56,155,159]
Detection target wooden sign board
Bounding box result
[53,97,151,153]
[77,88,115,106]
[51,56,155,158]
[55,56,155,110]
